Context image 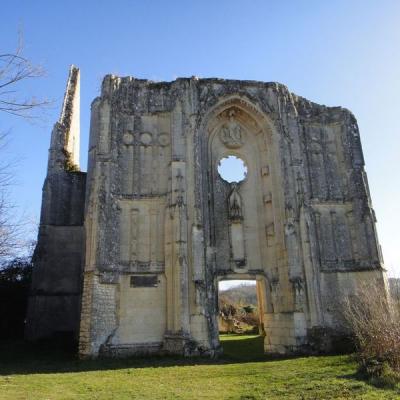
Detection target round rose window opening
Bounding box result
[217,155,248,183]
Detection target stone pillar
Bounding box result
[164,161,191,353]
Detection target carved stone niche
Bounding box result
[228,183,243,221]
[219,109,245,149]
[228,183,246,268]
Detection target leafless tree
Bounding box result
[0,132,17,260]
[0,35,49,119]
[0,35,49,262]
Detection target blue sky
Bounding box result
[1,0,399,278]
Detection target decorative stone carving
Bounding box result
[228,183,243,220]
[140,132,153,146]
[285,217,296,236]
[175,169,185,207]
[219,109,244,148]
[122,132,134,145]
[261,166,270,176]
[158,133,170,147]
[263,192,272,204]
[291,277,305,312]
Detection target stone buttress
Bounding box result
[25,66,86,340]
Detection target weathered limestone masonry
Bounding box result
[26,66,86,340]
[27,68,388,357]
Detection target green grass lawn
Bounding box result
[0,335,399,399]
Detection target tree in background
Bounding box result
[219,284,260,334]
[0,254,33,338]
[0,36,48,338]
[0,35,48,262]
[0,35,48,118]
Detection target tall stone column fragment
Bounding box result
[26,66,86,341]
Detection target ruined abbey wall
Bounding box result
[26,69,387,357]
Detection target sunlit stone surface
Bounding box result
[26,68,388,357]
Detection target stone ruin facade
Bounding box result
[26,66,388,357]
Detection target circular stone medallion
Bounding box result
[122,133,134,145]
[140,132,153,146]
[158,133,170,147]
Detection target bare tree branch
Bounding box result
[0,34,49,261]
[0,33,50,119]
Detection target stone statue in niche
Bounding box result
[228,183,243,220]
[220,109,244,148]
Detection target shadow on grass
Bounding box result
[219,334,267,361]
[339,372,400,394]
[0,334,358,376]
[0,339,210,376]
[339,364,400,393]
[0,335,302,376]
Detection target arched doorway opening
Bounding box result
[217,277,267,359]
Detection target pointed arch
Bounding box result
[198,94,277,146]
